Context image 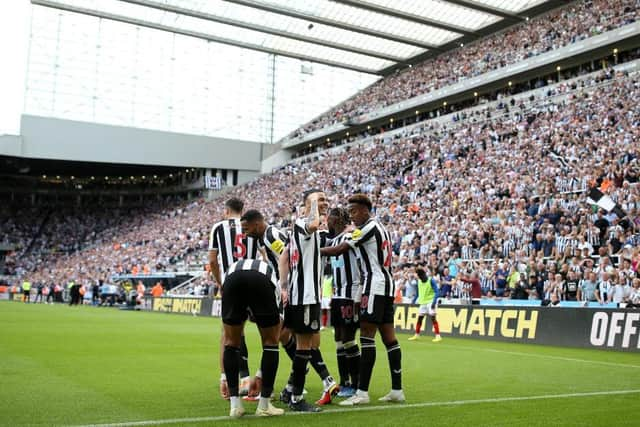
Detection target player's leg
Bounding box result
[218,328,229,399]
[280,326,297,361]
[278,311,299,404]
[311,331,339,405]
[251,280,285,418]
[410,305,427,340]
[333,321,349,390]
[342,319,359,395]
[320,296,329,329]
[253,323,283,416]
[288,304,321,412]
[430,308,442,342]
[222,323,245,417]
[342,294,377,404]
[339,318,375,406]
[378,296,405,403]
[238,335,251,395]
[221,272,250,417]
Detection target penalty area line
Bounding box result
[74,388,640,427]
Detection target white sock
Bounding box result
[230,396,241,408]
[255,369,262,378]
[286,383,293,392]
[258,397,270,410]
[220,373,226,381]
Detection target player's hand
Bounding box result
[280,288,289,306]
[352,228,362,240]
[270,239,285,255]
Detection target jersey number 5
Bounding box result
[381,240,392,267]
[234,234,247,259]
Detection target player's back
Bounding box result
[209,218,259,278]
[354,218,394,297]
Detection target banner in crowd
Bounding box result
[394,304,639,352]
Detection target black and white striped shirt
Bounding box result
[502,239,515,258]
[461,244,474,260]
[555,235,568,254]
[209,218,259,280]
[226,259,280,305]
[259,225,289,279]
[586,228,600,247]
[480,275,495,291]
[348,218,395,298]
[289,217,322,306]
[329,232,361,301]
[226,259,279,288]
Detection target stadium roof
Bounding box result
[31,0,569,75]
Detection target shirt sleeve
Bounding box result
[264,225,289,248]
[295,217,311,237]
[430,278,439,306]
[349,220,377,248]
[208,223,220,251]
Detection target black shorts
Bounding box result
[283,303,321,334]
[360,294,394,325]
[222,270,280,328]
[331,299,359,329]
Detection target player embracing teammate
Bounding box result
[217,192,405,417]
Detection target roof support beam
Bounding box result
[31,0,383,74]
[222,0,441,51]
[120,0,406,63]
[332,0,476,36]
[443,0,523,21]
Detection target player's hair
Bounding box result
[324,263,332,276]
[302,188,323,203]
[415,267,428,282]
[240,209,263,223]
[348,193,372,211]
[225,197,244,213]
[329,207,350,225]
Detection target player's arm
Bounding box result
[265,226,287,255]
[278,248,290,305]
[430,278,439,308]
[306,196,321,233]
[321,242,350,256]
[208,224,222,286]
[321,224,371,256]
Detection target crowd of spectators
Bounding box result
[2,25,640,308]
[287,0,639,140]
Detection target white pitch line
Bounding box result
[75,389,640,427]
[435,343,640,369]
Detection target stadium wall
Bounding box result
[261,142,292,173]
[145,296,639,352]
[13,115,263,171]
[0,135,22,157]
[394,304,640,353]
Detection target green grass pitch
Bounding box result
[1,302,639,426]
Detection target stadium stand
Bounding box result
[5,67,639,304]
[3,0,639,306]
[285,0,639,140]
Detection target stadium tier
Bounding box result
[3,65,639,305]
[284,0,640,142]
